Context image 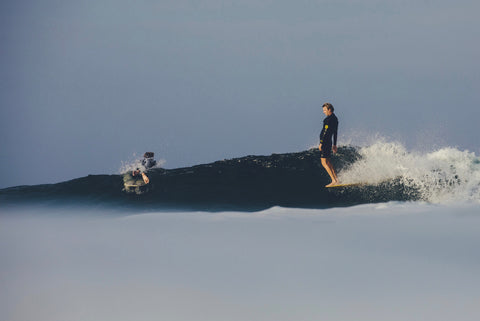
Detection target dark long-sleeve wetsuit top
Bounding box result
[319,113,338,146]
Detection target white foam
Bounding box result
[338,139,480,203]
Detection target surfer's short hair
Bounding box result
[322,103,334,112]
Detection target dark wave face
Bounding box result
[0,147,422,212]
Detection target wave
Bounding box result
[1,142,479,211]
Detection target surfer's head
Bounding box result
[322,102,334,116]
[322,102,334,112]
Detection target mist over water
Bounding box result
[1,203,480,321]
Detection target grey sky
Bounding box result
[1,0,479,188]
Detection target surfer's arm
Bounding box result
[332,119,338,153]
[141,172,150,184]
[332,128,337,153]
[319,125,326,144]
[319,126,325,150]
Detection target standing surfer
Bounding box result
[319,102,339,187]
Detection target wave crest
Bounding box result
[339,141,480,203]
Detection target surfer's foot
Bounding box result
[325,180,339,187]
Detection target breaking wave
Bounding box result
[339,140,480,203]
[1,141,478,211]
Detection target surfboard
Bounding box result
[124,183,146,187]
[326,183,363,188]
[123,182,150,195]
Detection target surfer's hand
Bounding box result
[319,144,322,151]
[332,145,337,154]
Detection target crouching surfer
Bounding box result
[123,151,157,194]
[123,168,150,195]
[319,102,339,187]
[123,168,150,194]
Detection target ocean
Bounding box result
[1,142,479,321]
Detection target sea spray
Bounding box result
[119,154,165,174]
[338,141,480,203]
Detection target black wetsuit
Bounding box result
[319,113,338,158]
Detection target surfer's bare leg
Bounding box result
[321,158,339,186]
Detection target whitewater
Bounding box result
[338,140,480,203]
[1,141,480,321]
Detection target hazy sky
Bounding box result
[1,0,479,188]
